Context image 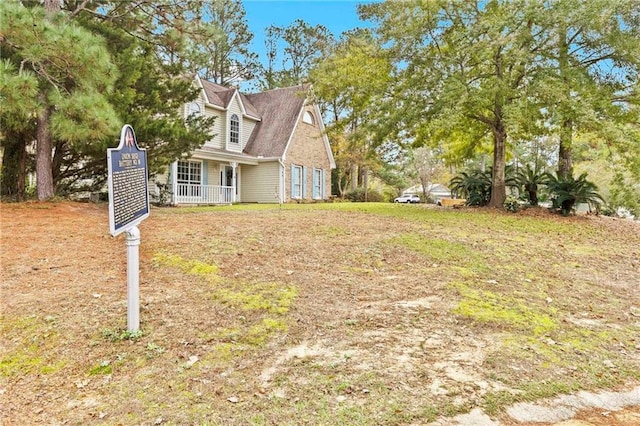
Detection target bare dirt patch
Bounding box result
[1,202,639,425]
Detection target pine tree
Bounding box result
[1,1,119,200]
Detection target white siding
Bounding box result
[205,160,218,185]
[241,161,280,203]
[148,167,169,201]
[203,108,224,150]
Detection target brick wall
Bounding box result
[284,106,332,201]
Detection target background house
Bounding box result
[403,183,451,202]
[152,76,335,204]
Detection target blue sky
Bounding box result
[243,0,378,64]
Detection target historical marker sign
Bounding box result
[107,125,150,236]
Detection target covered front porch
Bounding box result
[173,183,235,204]
[169,156,249,205]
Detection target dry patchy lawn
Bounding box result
[1,201,639,425]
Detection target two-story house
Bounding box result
[154,76,335,204]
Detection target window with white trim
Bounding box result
[188,102,201,117]
[177,160,201,197]
[303,111,315,125]
[230,114,240,144]
[312,168,322,199]
[291,165,302,199]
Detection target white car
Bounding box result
[394,194,420,203]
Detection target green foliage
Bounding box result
[374,164,410,200]
[453,284,558,336]
[449,166,518,207]
[1,0,217,198]
[545,172,604,216]
[391,234,479,265]
[153,253,218,277]
[88,361,113,376]
[1,0,121,199]
[516,164,549,206]
[260,19,334,89]
[449,169,492,206]
[609,167,640,218]
[344,187,383,202]
[503,195,520,213]
[101,328,143,342]
[152,181,173,207]
[359,0,640,207]
[187,0,260,85]
[214,283,297,315]
[310,31,392,198]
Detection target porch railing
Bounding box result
[174,184,234,204]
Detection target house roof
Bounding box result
[200,79,234,108]
[239,93,261,120]
[243,85,309,158]
[200,78,262,120]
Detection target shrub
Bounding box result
[545,172,603,216]
[449,169,491,206]
[153,181,172,206]
[517,164,548,206]
[344,188,383,202]
[450,166,517,207]
[503,195,520,213]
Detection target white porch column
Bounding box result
[230,161,238,203]
[170,161,178,205]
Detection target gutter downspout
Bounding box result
[278,159,286,204]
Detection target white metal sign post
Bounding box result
[107,125,150,332]
[125,226,141,331]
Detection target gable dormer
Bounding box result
[226,93,243,153]
[191,76,263,153]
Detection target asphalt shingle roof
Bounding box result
[200,79,235,108]
[243,85,309,158]
[198,77,310,158]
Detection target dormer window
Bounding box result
[230,114,240,144]
[303,111,315,125]
[188,102,201,116]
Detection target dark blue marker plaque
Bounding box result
[107,125,150,236]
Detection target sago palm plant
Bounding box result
[450,166,518,206]
[545,172,603,216]
[517,164,549,206]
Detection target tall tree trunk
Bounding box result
[36,99,55,201]
[488,124,507,208]
[351,164,357,191]
[1,131,28,200]
[363,167,368,202]
[557,24,573,178]
[35,0,60,201]
[558,119,573,178]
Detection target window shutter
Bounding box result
[312,168,318,199]
[202,161,208,186]
[321,169,326,199]
[302,166,307,199]
[290,164,295,198]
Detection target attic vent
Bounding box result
[303,111,315,125]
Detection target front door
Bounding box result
[224,166,233,188]
[221,165,237,202]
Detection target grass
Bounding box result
[1,201,639,424]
